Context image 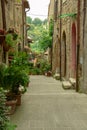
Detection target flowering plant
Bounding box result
[18,85,26,94]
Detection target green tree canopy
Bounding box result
[27,17,54,53]
[26,16,32,24]
[32,18,42,26]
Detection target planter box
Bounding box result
[14,94,21,106]
[45,71,52,76]
[6,99,17,115]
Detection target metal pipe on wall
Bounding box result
[76,0,80,92]
[59,0,62,80]
[1,0,6,30]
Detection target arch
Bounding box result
[61,31,66,77]
[71,23,76,77]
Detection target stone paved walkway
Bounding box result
[11,76,87,130]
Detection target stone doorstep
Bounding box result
[69,78,76,85]
[69,78,76,89]
[62,81,72,89]
[53,73,60,80]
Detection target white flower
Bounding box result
[19,85,25,92]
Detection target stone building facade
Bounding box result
[48,0,87,93]
[82,0,87,93]
[0,0,30,64]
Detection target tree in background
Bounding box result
[26,16,32,24]
[27,16,53,53]
[32,18,42,26]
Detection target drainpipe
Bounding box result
[76,0,80,92]
[1,0,6,30]
[22,0,24,50]
[25,8,30,46]
[83,0,86,46]
[51,20,54,71]
[22,0,30,49]
[60,0,62,80]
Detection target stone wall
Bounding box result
[81,0,87,93]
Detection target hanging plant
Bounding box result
[7,28,18,40]
[3,33,17,51]
[5,34,14,46]
[13,33,18,40]
[3,34,13,51]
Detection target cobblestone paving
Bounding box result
[11,76,87,130]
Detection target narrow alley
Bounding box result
[11,76,87,130]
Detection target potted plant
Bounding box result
[5,65,29,105]
[3,28,18,52]
[3,33,14,51]
[0,64,18,114]
[0,88,17,129]
[7,27,18,40]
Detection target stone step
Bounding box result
[69,78,76,89]
[53,73,60,80]
[62,81,72,89]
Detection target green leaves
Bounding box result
[39,30,52,51]
[27,17,53,52]
[0,88,14,130]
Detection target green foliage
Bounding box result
[5,33,18,47]
[0,58,29,94]
[0,64,9,89]
[6,122,17,130]
[29,24,35,31]
[0,88,16,130]
[39,30,52,51]
[38,59,51,73]
[28,58,51,75]
[43,19,47,25]
[27,17,53,52]
[11,52,29,72]
[29,26,52,52]
[26,16,32,24]
[5,34,14,47]
[32,18,42,26]
[29,67,42,75]
[0,88,9,129]
[5,66,29,94]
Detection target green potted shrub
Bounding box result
[0,64,18,114]
[5,65,29,105]
[0,88,17,129]
[0,57,29,106]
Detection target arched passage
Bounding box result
[71,23,76,77]
[61,31,66,77]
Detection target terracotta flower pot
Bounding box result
[6,99,17,115]
[14,94,21,106]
